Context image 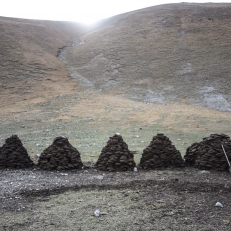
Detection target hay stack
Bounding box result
[95,134,136,171]
[0,135,34,169]
[140,134,185,169]
[184,134,231,171]
[38,137,83,170]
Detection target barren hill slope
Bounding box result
[64,3,231,111]
[0,3,231,170]
[0,17,83,109]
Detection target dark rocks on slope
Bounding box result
[139,134,185,169]
[184,133,231,171]
[0,135,34,169]
[95,134,136,171]
[37,136,83,171]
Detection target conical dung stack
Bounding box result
[38,136,83,170]
[0,135,34,169]
[140,134,185,169]
[184,133,231,171]
[95,134,136,171]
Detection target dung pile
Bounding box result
[95,134,136,171]
[38,137,83,170]
[184,134,231,171]
[139,134,185,169]
[0,135,34,169]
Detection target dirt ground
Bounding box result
[0,167,231,231]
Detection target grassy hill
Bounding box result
[0,17,83,108]
[64,3,231,111]
[0,3,231,162]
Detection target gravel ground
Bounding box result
[1,167,231,231]
[1,167,230,197]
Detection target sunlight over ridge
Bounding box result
[0,0,229,24]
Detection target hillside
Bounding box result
[1,3,231,112]
[0,3,231,162]
[63,3,231,111]
[0,17,83,109]
[1,5,231,230]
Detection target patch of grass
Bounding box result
[1,189,152,231]
[0,94,230,165]
[2,181,231,231]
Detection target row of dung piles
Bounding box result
[1,133,183,172]
[139,133,185,169]
[37,136,83,170]
[184,133,231,171]
[95,134,136,171]
[0,135,34,169]
[1,133,231,172]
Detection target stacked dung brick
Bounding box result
[38,137,83,170]
[184,134,231,171]
[0,135,34,169]
[140,134,185,169]
[95,134,136,171]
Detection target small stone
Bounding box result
[200,170,210,174]
[94,209,100,217]
[60,173,68,176]
[215,202,223,207]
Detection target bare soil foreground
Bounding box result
[1,3,231,231]
[1,168,231,231]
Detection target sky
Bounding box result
[0,0,230,24]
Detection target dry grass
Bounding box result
[0,92,230,165]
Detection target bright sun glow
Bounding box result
[0,0,230,24]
